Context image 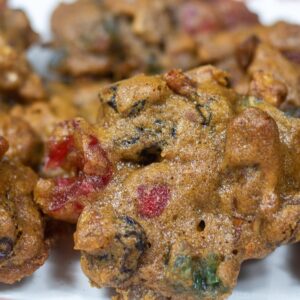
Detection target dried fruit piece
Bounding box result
[137,184,170,218]
[46,135,75,169]
[35,119,113,222]
[0,237,13,259]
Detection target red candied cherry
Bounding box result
[283,50,300,64]
[47,135,112,212]
[49,172,112,212]
[178,2,220,35]
[215,0,259,28]
[39,119,113,218]
[45,135,75,169]
[137,184,170,218]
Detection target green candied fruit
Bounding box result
[205,269,219,286]
[146,53,163,75]
[283,106,300,118]
[103,16,119,40]
[174,255,193,280]
[239,95,263,109]
[169,253,227,298]
[192,254,222,293]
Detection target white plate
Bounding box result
[1,1,300,299]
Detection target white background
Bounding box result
[1,1,300,299]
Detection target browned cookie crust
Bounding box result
[0,0,38,52]
[0,137,48,284]
[51,0,258,79]
[34,66,300,299]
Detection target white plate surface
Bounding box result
[1,1,300,299]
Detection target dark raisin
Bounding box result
[120,136,140,147]
[120,216,148,253]
[107,85,118,112]
[154,119,163,125]
[128,100,146,117]
[115,216,148,278]
[171,127,177,138]
[83,216,149,287]
[135,233,149,252]
[84,215,148,286]
[96,253,110,261]
[195,104,212,126]
[123,216,136,226]
[0,237,13,259]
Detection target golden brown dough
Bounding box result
[198,23,300,110]
[34,67,300,299]
[0,3,46,168]
[0,41,45,103]
[0,2,44,104]
[0,136,48,284]
[51,0,258,78]
[247,43,300,109]
[0,112,42,166]
[47,81,106,125]
[10,81,107,145]
[0,0,38,51]
[198,22,300,64]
